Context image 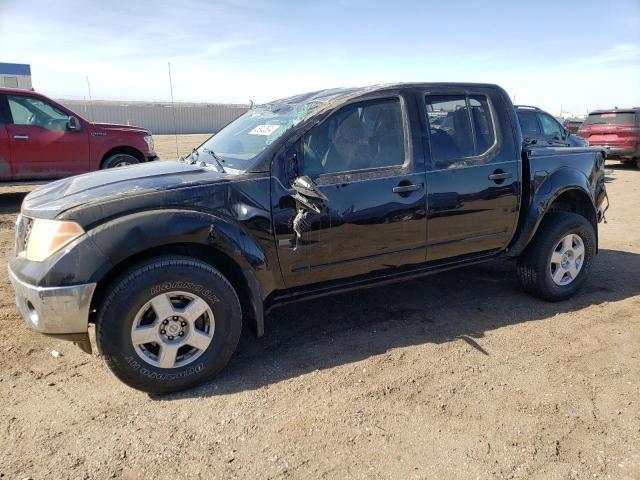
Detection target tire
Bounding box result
[101,153,140,169]
[517,212,596,302]
[635,157,640,169]
[95,255,242,394]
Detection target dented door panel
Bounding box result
[273,169,427,288]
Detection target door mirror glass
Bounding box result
[67,116,80,131]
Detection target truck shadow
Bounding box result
[0,192,28,214]
[158,248,640,400]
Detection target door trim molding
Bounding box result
[291,243,426,273]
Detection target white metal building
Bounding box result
[0,63,32,89]
[57,99,249,135]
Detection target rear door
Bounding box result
[5,93,89,179]
[273,94,428,288]
[422,88,521,262]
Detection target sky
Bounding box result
[0,0,639,116]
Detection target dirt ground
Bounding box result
[153,134,210,160]
[0,140,638,479]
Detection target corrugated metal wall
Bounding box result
[57,100,249,135]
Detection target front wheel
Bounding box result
[96,256,242,394]
[101,153,140,169]
[517,212,596,301]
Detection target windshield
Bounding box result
[195,103,313,170]
[583,112,636,126]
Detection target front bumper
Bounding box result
[8,267,96,336]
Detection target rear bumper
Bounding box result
[8,267,96,335]
[597,146,638,159]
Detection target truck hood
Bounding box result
[91,122,149,134]
[21,161,230,221]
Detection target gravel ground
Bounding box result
[0,152,638,479]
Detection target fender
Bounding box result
[507,167,597,257]
[85,209,273,336]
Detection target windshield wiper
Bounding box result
[203,148,226,173]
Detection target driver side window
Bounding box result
[302,98,405,176]
[7,95,70,131]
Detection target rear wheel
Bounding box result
[517,212,596,301]
[96,256,242,394]
[635,157,640,169]
[101,153,140,169]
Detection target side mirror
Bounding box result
[292,176,327,201]
[67,116,80,131]
[291,176,327,214]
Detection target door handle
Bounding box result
[13,135,29,140]
[488,171,512,181]
[392,183,423,194]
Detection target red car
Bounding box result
[0,88,157,181]
[578,108,640,168]
[563,119,583,133]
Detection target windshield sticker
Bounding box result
[249,124,280,136]
[601,113,616,118]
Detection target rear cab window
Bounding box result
[516,111,541,135]
[583,112,637,126]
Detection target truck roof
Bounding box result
[265,82,503,109]
[0,87,37,94]
[588,107,640,115]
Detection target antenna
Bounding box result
[85,75,94,121]
[168,62,179,158]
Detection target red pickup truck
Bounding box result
[0,88,157,181]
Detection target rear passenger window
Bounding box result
[425,94,495,168]
[469,96,495,153]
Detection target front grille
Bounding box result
[15,216,33,254]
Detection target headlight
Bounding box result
[143,134,154,152]
[22,219,85,262]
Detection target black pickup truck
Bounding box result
[9,83,608,393]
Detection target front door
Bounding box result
[3,94,89,179]
[422,90,521,261]
[273,95,427,289]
